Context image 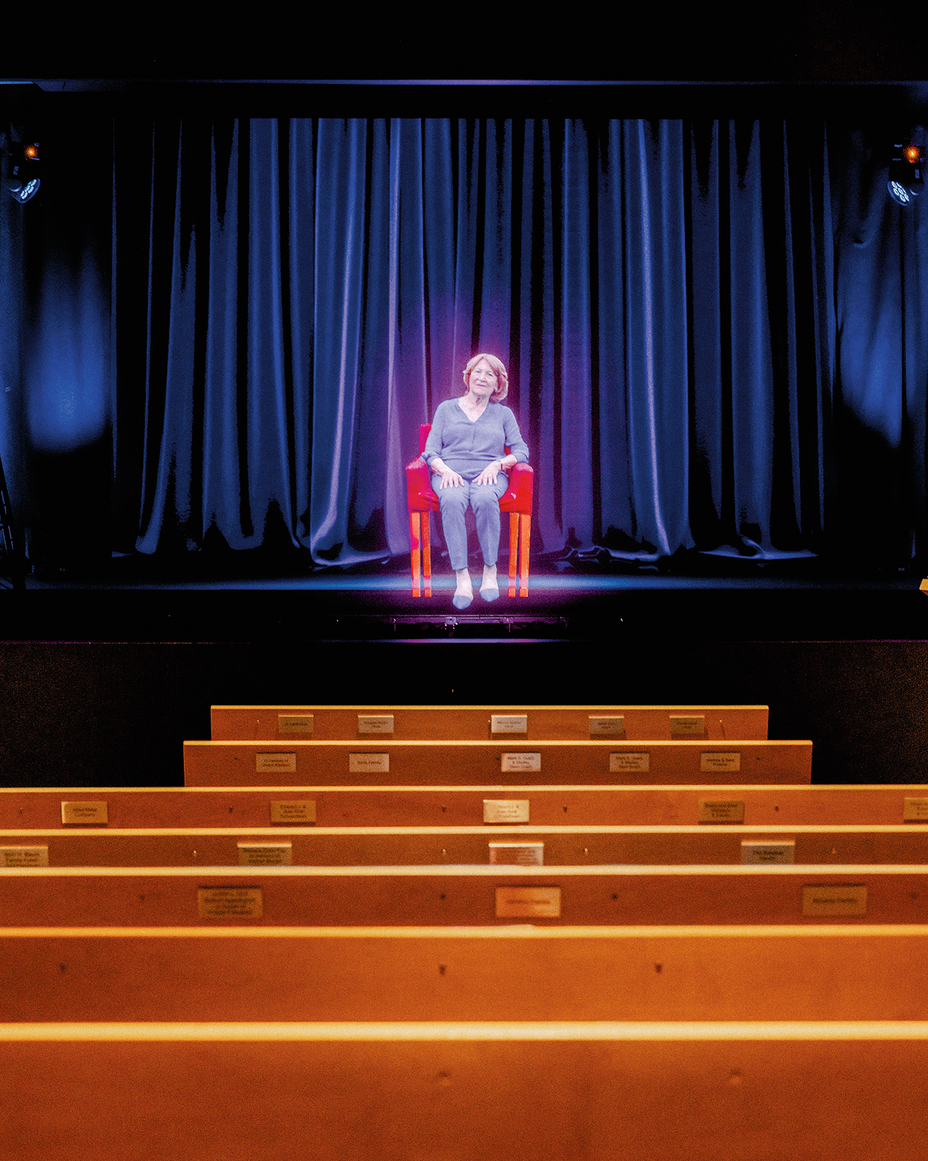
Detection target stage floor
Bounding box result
[4,553,925,787]
[5,551,928,643]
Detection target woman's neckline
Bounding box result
[457,396,490,423]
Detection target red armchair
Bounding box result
[406,423,533,598]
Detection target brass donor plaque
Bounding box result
[495,886,561,918]
[501,752,541,773]
[198,887,264,919]
[357,714,394,735]
[588,716,625,736]
[349,753,390,774]
[670,715,706,737]
[61,801,109,825]
[256,752,297,773]
[278,714,314,735]
[741,840,795,865]
[0,845,49,867]
[700,752,741,773]
[699,800,745,824]
[491,714,528,735]
[801,885,868,917]
[270,800,316,825]
[903,798,928,822]
[610,752,650,774]
[237,842,293,866]
[489,842,544,866]
[483,799,530,824]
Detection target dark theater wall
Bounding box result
[1,638,926,788]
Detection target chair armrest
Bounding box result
[505,462,534,510]
[406,456,431,509]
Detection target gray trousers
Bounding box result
[431,473,510,571]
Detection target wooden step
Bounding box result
[3,785,927,829]
[3,864,928,926]
[4,924,928,1022]
[210,704,770,741]
[183,739,813,787]
[3,1021,928,1160]
[3,823,928,867]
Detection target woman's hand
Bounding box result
[431,458,465,488]
[476,456,514,485]
[475,461,502,486]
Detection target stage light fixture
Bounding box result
[9,177,40,204]
[6,137,41,204]
[888,138,925,206]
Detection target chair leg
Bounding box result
[410,513,422,597]
[518,513,531,597]
[422,512,431,598]
[508,512,519,598]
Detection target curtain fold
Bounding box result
[5,112,925,571]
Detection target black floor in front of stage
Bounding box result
[3,551,928,787]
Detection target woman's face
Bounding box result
[467,358,498,399]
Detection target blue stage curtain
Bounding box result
[6,113,924,568]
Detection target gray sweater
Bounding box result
[423,399,529,481]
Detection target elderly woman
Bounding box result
[422,353,530,609]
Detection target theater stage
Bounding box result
[7,549,928,644]
[2,550,928,788]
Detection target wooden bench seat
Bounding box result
[3,1020,928,1160]
[183,739,813,786]
[3,864,928,926]
[3,823,928,867]
[4,924,928,1022]
[211,703,770,741]
[4,785,927,829]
